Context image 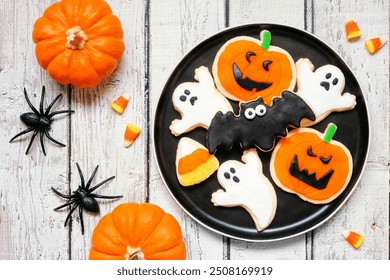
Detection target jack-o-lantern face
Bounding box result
[270,123,353,204]
[212,30,296,105]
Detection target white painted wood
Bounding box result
[149,0,226,260]
[0,0,69,259]
[69,0,148,260]
[0,0,388,261]
[311,0,389,259]
[227,0,308,260]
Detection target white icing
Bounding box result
[176,137,206,158]
[211,148,277,231]
[295,58,357,126]
[170,66,233,136]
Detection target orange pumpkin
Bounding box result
[212,30,296,105]
[89,202,186,260]
[32,0,125,88]
[270,123,353,204]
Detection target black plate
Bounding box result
[153,24,369,241]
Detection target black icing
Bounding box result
[233,63,272,91]
[289,154,334,190]
[320,155,332,164]
[206,91,316,153]
[307,146,317,157]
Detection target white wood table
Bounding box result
[0,0,388,260]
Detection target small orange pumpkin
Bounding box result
[270,123,353,204]
[32,0,125,88]
[212,30,296,105]
[89,202,186,260]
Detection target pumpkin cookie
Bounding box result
[176,137,219,187]
[212,30,296,105]
[270,123,353,204]
[211,148,277,231]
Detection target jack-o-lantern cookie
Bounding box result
[212,30,296,105]
[270,123,353,204]
[170,66,233,136]
[211,148,277,231]
[176,137,219,187]
[295,58,357,126]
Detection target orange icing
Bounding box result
[178,149,211,175]
[216,39,293,105]
[273,132,351,202]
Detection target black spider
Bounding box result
[52,163,123,234]
[9,86,74,155]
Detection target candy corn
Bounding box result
[365,37,387,54]
[342,230,364,249]
[112,93,130,114]
[124,124,141,147]
[345,19,361,41]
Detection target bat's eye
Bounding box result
[244,108,256,120]
[255,105,267,116]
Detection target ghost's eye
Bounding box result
[244,108,256,120]
[255,105,267,116]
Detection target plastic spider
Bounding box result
[52,163,123,234]
[9,86,74,155]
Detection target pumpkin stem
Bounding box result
[260,30,271,50]
[125,246,145,260]
[66,26,88,50]
[323,123,337,143]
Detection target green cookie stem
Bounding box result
[261,30,271,50]
[323,123,337,143]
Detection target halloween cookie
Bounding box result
[295,58,357,126]
[212,30,296,105]
[211,148,277,231]
[170,66,233,136]
[270,123,353,204]
[176,137,219,187]
[206,90,315,153]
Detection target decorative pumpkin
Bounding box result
[212,30,296,105]
[270,123,353,204]
[89,202,186,260]
[32,0,125,88]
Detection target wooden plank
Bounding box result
[311,0,389,259]
[69,0,148,259]
[149,0,226,260]
[0,0,69,259]
[227,0,308,260]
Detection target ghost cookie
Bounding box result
[170,66,233,136]
[295,58,357,126]
[270,123,353,204]
[176,137,219,187]
[207,90,315,153]
[211,148,277,231]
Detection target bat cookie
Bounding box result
[206,90,316,153]
[295,58,357,126]
[270,123,353,204]
[211,148,277,231]
[170,66,233,136]
[176,137,219,187]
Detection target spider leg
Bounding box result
[76,163,86,189]
[44,93,62,115]
[25,130,39,154]
[79,206,85,235]
[9,127,35,142]
[53,198,78,211]
[89,176,115,193]
[44,130,66,147]
[24,88,40,115]
[64,202,80,227]
[40,130,46,156]
[91,194,123,199]
[51,187,75,199]
[39,86,45,115]
[48,109,75,119]
[86,165,99,190]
